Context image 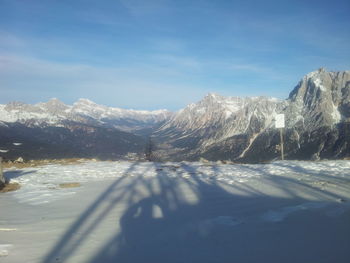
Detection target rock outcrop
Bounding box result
[154,68,350,162]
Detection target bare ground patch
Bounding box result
[59,182,81,188]
[2,158,98,169]
[0,183,21,193]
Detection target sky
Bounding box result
[0,0,349,111]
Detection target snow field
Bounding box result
[4,160,350,206]
[1,160,350,263]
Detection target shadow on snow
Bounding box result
[42,162,350,263]
[4,170,37,180]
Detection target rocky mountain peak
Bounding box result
[203,92,223,100]
[46,98,64,104]
[74,98,97,106]
[289,68,350,101]
[197,93,225,108]
[0,98,172,132]
[4,101,43,115]
[1,68,350,163]
[284,69,350,130]
[38,98,70,116]
[4,101,27,111]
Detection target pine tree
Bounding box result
[145,137,154,161]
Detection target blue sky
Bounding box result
[1,0,349,110]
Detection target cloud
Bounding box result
[0,54,212,110]
[0,28,298,108]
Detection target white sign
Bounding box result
[275,114,285,128]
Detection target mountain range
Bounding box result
[1,68,349,162]
[0,99,170,160]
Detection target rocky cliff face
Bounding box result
[286,68,348,130]
[154,93,284,160]
[154,68,350,162]
[273,68,350,162]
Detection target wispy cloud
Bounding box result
[0,54,213,110]
[118,0,170,16]
[1,0,349,110]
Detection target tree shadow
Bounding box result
[264,161,350,197]
[41,162,144,263]
[4,170,37,180]
[42,162,350,263]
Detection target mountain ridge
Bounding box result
[1,68,349,162]
[153,68,350,162]
[0,98,172,161]
[0,98,172,132]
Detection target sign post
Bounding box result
[0,157,5,188]
[275,114,285,160]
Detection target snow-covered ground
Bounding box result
[1,160,350,263]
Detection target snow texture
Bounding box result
[1,160,350,263]
[0,98,171,128]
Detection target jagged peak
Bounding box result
[6,101,27,107]
[305,67,328,80]
[201,93,279,105]
[289,68,328,99]
[48,97,60,102]
[75,98,97,105]
[305,68,350,80]
[288,68,350,102]
[201,93,229,105]
[245,96,279,102]
[45,98,65,105]
[205,92,221,99]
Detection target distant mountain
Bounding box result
[153,68,350,162]
[0,121,145,160]
[242,68,350,162]
[0,98,171,133]
[153,93,283,160]
[1,68,349,162]
[0,99,172,160]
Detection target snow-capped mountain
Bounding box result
[285,68,347,129]
[153,68,350,162]
[0,99,171,160]
[1,68,349,162]
[0,98,171,132]
[159,93,281,134]
[153,93,284,160]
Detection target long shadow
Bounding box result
[41,162,144,263]
[2,169,38,190]
[83,162,350,263]
[272,161,350,184]
[4,170,37,180]
[231,162,346,201]
[39,161,350,263]
[259,161,350,199]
